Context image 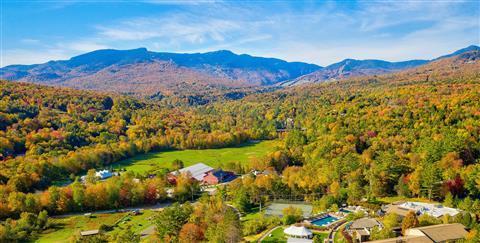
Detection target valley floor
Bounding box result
[112,140,281,174]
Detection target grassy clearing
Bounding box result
[109,210,156,236]
[112,140,281,175]
[36,213,126,243]
[36,210,157,243]
[261,227,286,243]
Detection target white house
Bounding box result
[81,169,114,182]
[95,170,113,180]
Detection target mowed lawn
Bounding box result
[36,210,157,242]
[262,227,286,243]
[112,140,280,174]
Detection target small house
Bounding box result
[348,218,383,242]
[96,170,113,180]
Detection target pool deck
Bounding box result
[306,213,343,228]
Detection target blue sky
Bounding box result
[2,0,479,67]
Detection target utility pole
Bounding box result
[191,185,194,201]
[259,198,262,212]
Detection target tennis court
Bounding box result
[265,202,313,218]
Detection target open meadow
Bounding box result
[112,140,281,174]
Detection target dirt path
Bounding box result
[140,225,156,238]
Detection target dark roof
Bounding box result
[209,169,236,182]
[368,235,433,243]
[412,223,468,242]
[350,218,382,229]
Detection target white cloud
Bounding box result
[2,1,478,66]
[62,41,109,52]
[2,39,110,66]
[96,14,246,45]
[20,38,40,44]
[2,49,70,66]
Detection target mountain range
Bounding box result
[283,45,480,86]
[1,45,478,96]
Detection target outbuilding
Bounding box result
[80,229,100,237]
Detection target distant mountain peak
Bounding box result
[283,45,480,86]
[435,45,480,60]
[207,50,235,54]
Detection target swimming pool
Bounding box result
[311,215,339,226]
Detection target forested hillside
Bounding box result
[0,81,279,193]
[221,51,480,205]
[0,51,479,241]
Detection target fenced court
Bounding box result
[265,201,313,218]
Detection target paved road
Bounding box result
[326,220,347,243]
[51,202,172,218]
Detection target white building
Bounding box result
[95,170,113,180]
[81,169,114,182]
[395,202,460,218]
[170,163,214,181]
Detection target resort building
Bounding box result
[368,223,468,243]
[168,163,214,183]
[384,202,460,218]
[168,163,236,185]
[405,223,468,242]
[348,218,383,242]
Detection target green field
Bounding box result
[112,140,281,174]
[36,210,157,242]
[262,227,286,243]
